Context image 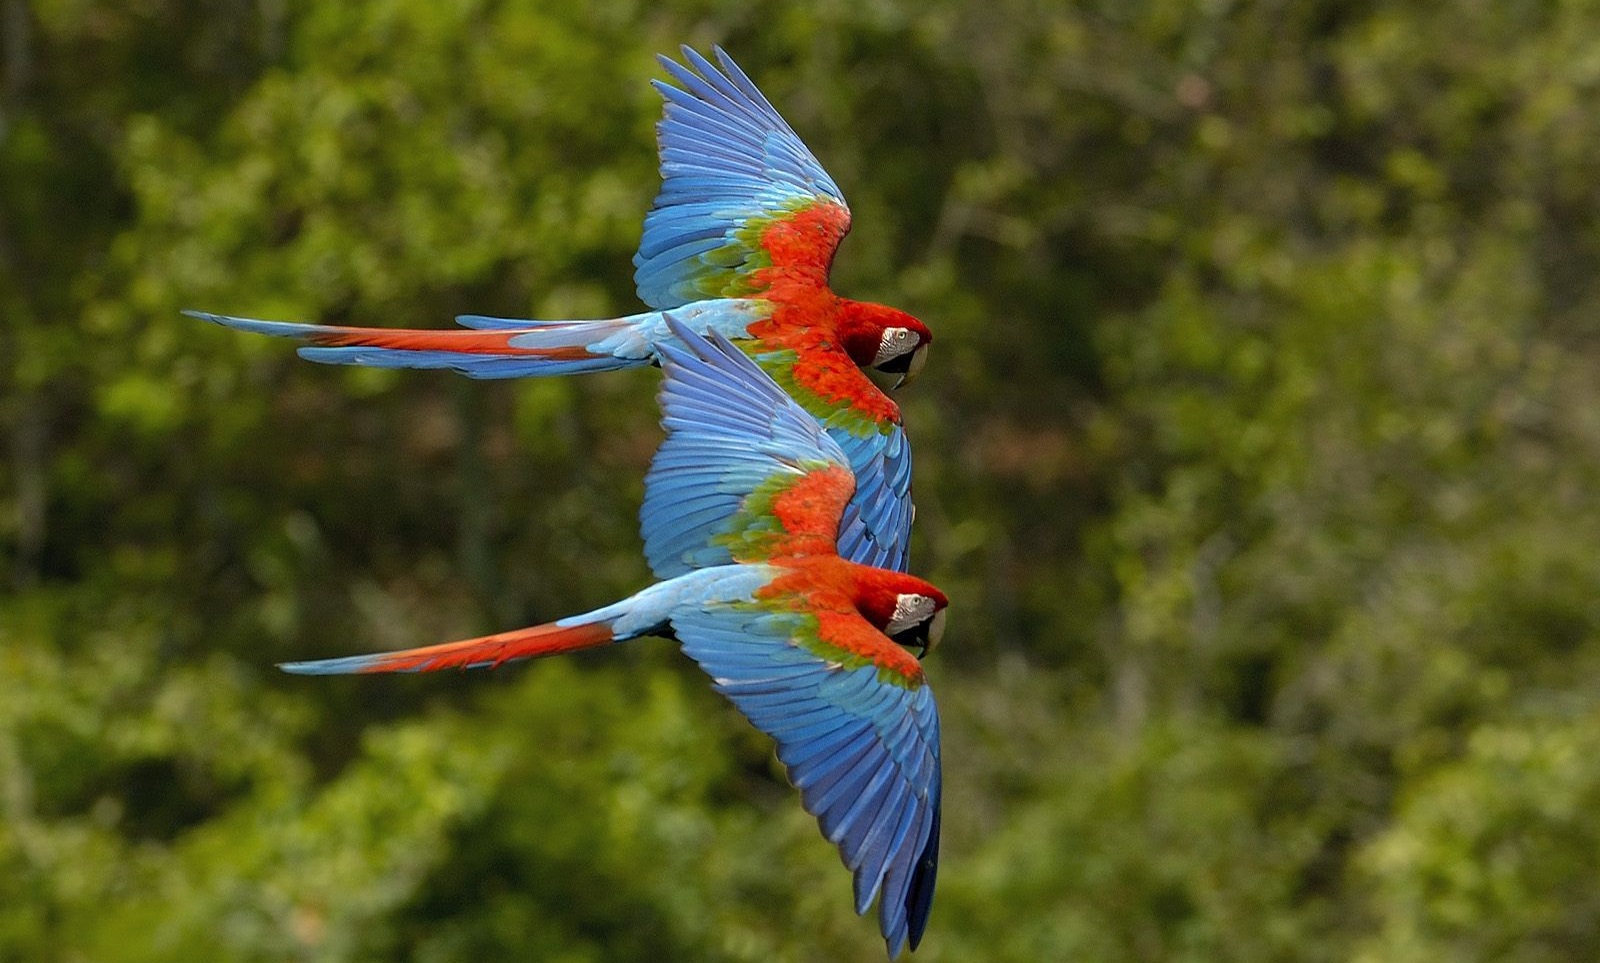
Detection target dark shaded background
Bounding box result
[6,1,1600,959]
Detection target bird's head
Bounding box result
[884,592,948,658]
[838,301,933,390]
[856,571,949,659]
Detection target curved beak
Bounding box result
[892,344,929,391]
[888,607,947,659]
[925,609,947,655]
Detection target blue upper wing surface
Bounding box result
[830,424,913,573]
[635,46,851,309]
[671,604,942,957]
[643,316,853,579]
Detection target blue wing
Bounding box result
[671,604,942,958]
[635,46,852,309]
[643,316,854,578]
[830,425,914,573]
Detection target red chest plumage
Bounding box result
[754,556,926,681]
[745,290,902,426]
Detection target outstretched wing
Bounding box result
[643,316,854,578]
[831,425,913,573]
[672,602,941,958]
[635,46,852,309]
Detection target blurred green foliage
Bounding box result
[6,0,1600,959]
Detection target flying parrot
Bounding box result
[280,318,948,957]
[188,46,930,572]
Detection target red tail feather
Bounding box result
[354,619,616,673]
[308,328,599,360]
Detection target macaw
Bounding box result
[280,318,947,957]
[187,46,930,572]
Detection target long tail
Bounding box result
[275,572,719,675]
[185,310,656,379]
[279,615,621,674]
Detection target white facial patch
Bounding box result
[886,593,936,635]
[873,326,917,366]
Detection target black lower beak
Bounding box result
[890,625,930,660]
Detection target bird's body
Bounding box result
[279,321,947,956]
[283,558,930,683]
[190,46,929,571]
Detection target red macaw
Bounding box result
[281,319,947,957]
[188,46,930,572]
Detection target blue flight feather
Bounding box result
[634,46,850,310]
[673,605,942,959]
[640,315,851,578]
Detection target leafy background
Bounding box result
[7,1,1600,959]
